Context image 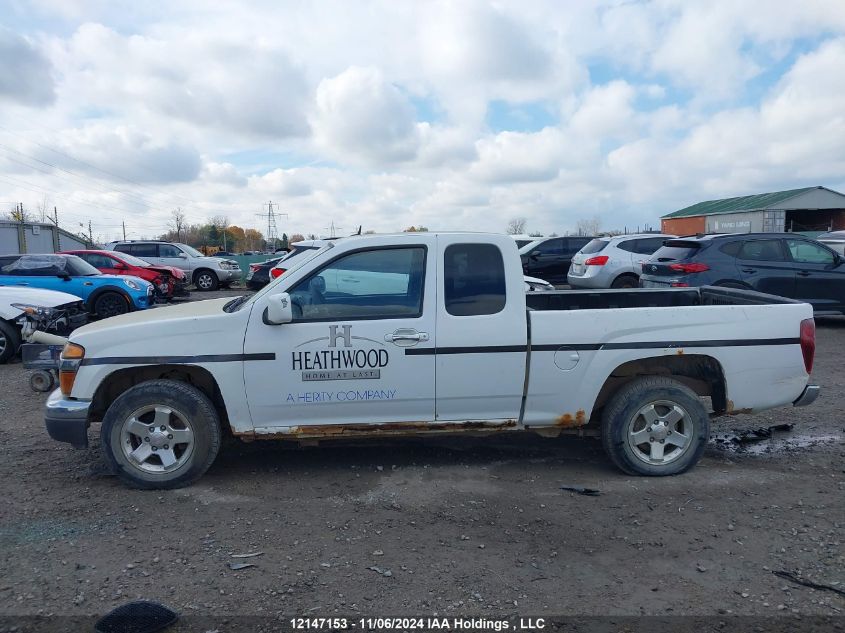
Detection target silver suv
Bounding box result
[105,240,241,291]
[567,234,674,289]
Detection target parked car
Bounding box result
[816,230,845,256]
[0,254,154,318]
[105,240,241,291]
[510,234,541,249]
[60,250,189,302]
[245,256,284,290]
[215,251,236,257]
[519,236,594,284]
[568,234,675,289]
[44,232,817,489]
[269,239,335,280]
[640,233,845,314]
[524,275,554,292]
[0,287,87,363]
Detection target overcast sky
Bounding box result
[1,0,845,241]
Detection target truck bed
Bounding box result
[526,286,799,311]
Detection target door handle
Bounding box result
[15,282,29,286]
[384,329,429,346]
[741,268,755,273]
[340,277,360,283]
[797,271,811,277]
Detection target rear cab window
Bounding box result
[444,244,506,316]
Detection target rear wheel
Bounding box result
[100,379,221,489]
[611,274,639,289]
[194,269,219,291]
[601,376,709,476]
[94,291,130,318]
[0,320,21,364]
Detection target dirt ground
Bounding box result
[0,295,843,623]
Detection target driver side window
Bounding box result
[289,247,426,322]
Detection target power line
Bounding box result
[0,115,198,208]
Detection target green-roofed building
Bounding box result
[660,186,845,236]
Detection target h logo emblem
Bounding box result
[329,325,352,348]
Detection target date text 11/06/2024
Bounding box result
[289,617,546,630]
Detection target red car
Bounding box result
[60,250,189,301]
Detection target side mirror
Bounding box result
[263,292,293,325]
[115,263,128,270]
[178,253,189,259]
[530,252,540,260]
[56,273,71,281]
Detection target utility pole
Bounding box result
[257,201,288,251]
[88,221,93,245]
[324,220,343,238]
[122,221,126,240]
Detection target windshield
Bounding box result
[177,243,205,257]
[224,242,334,312]
[111,252,151,267]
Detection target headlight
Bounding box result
[59,342,85,396]
[11,303,57,318]
[123,279,141,290]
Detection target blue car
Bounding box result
[0,253,155,318]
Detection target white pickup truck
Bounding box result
[44,233,819,489]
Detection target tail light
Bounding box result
[584,255,609,266]
[669,262,710,273]
[670,282,690,287]
[249,264,261,272]
[800,318,815,374]
[270,267,286,279]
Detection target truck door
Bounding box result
[435,236,528,421]
[242,240,437,429]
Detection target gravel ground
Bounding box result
[0,303,843,622]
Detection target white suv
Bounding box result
[105,241,241,291]
[568,234,674,289]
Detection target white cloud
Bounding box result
[0,28,55,106]
[312,66,421,166]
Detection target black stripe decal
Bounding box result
[81,353,275,366]
[405,338,799,356]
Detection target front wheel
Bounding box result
[100,379,221,489]
[194,269,219,291]
[94,291,130,318]
[601,376,709,476]
[0,320,21,364]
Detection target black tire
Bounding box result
[611,274,639,289]
[100,379,222,489]
[0,320,21,364]
[29,370,56,393]
[93,291,130,318]
[601,376,709,476]
[194,269,219,291]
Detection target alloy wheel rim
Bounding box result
[120,404,195,474]
[198,275,213,289]
[626,399,693,465]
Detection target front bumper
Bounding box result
[793,384,820,407]
[44,388,90,448]
[217,268,242,283]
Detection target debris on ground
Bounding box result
[713,423,794,446]
[227,562,256,571]
[560,485,601,496]
[773,570,845,597]
[230,551,264,558]
[367,565,393,577]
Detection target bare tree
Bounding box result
[37,195,50,223]
[211,215,230,250]
[170,208,187,242]
[575,216,602,236]
[506,217,527,235]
